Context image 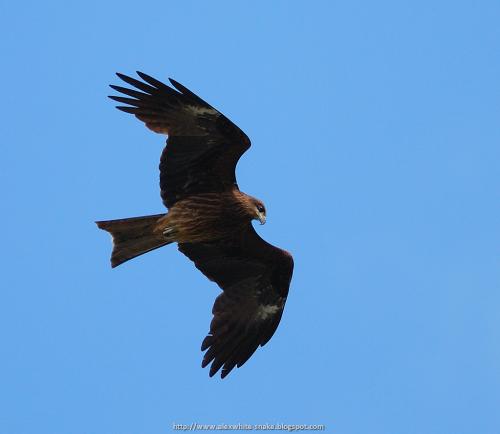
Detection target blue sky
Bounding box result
[1,1,499,433]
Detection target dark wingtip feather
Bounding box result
[209,359,224,377]
[108,95,145,107]
[115,72,134,86]
[168,77,211,106]
[168,78,189,94]
[115,72,157,93]
[201,335,213,351]
[220,366,235,379]
[136,71,155,84]
[137,71,163,87]
[115,106,137,114]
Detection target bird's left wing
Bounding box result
[108,72,251,208]
[178,226,294,378]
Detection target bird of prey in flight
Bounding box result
[96,71,294,378]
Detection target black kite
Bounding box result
[96,72,294,378]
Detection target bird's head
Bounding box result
[252,198,267,225]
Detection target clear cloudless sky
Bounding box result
[1,1,499,433]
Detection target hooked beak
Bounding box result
[257,212,266,225]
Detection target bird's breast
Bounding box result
[159,192,249,243]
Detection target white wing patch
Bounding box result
[187,105,219,117]
[255,304,280,321]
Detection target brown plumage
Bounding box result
[96,71,293,378]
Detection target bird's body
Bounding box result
[158,190,260,244]
[96,72,293,378]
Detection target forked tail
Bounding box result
[96,214,171,268]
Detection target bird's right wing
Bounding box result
[109,72,251,208]
[178,225,294,378]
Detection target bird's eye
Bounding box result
[257,205,265,213]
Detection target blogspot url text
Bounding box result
[172,423,325,431]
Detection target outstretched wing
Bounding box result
[178,226,294,378]
[109,72,251,208]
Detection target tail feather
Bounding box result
[96,213,171,268]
